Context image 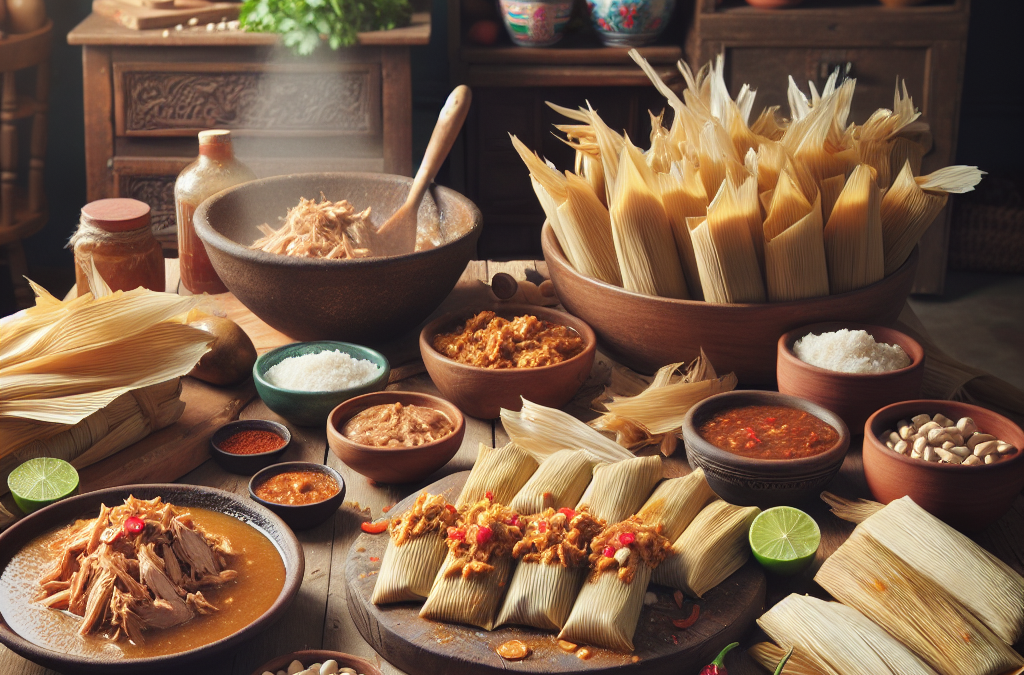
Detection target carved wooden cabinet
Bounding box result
[68,13,429,247]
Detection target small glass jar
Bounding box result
[175,129,257,294]
[72,198,165,296]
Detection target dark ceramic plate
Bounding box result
[210,418,292,475]
[0,484,304,675]
[249,462,346,531]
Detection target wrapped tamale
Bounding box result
[577,455,661,524]
[634,468,716,542]
[456,442,538,509]
[559,517,672,651]
[419,498,523,630]
[495,506,605,630]
[509,449,597,514]
[372,493,458,604]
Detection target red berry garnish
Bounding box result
[618,532,636,546]
[485,490,494,500]
[448,527,465,541]
[558,507,576,520]
[603,546,615,558]
[124,517,145,535]
[476,526,493,544]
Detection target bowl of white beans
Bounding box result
[252,650,382,675]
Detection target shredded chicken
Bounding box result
[389,493,458,547]
[513,507,605,567]
[588,516,672,584]
[442,498,522,580]
[35,496,236,644]
[249,194,372,259]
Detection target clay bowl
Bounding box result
[419,304,597,419]
[863,400,1024,531]
[777,322,925,433]
[682,391,851,507]
[249,461,347,530]
[0,484,304,675]
[193,172,482,344]
[210,419,292,475]
[327,391,466,483]
[542,222,918,385]
[250,650,383,675]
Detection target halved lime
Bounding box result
[8,458,80,515]
[749,506,820,576]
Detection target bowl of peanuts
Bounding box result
[863,399,1024,532]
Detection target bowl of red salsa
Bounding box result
[682,391,850,507]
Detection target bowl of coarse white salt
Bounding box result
[254,341,391,426]
[776,323,925,432]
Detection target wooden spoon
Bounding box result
[369,85,472,257]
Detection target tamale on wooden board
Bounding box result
[346,471,766,675]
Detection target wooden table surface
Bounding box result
[2,260,1022,675]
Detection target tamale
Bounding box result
[758,594,939,675]
[509,449,597,514]
[764,191,830,302]
[657,159,707,299]
[653,500,760,597]
[557,172,622,285]
[372,493,458,604]
[692,178,766,303]
[815,530,1024,675]
[500,398,635,464]
[749,642,833,675]
[880,162,949,275]
[455,442,538,509]
[577,455,661,524]
[818,174,846,224]
[634,469,716,541]
[823,164,885,294]
[647,110,681,173]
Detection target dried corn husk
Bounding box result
[692,178,766,303]
[635,469,716,541]
[881,162,949,275]
[419,553,514,630]
[559,560,654,651]
[495,557,585,631]
[456,442,538,509]
[372,530,449,604]
[577,455,661,525]
[815,530,1024,675]
[764,188,830,302]
[749,642,834,675]
[510,449,597,514]
[823,164,884,294]
[653,500,760,597]
[501,398,634,464]
[758,594,939,675]
[657,159,707,299]
[557,172,622,285]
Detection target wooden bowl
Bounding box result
[194,172,481,344]
[419,304,597,419]
[863,400,1024,531]
[542,222,918,384]
[249,461,347,530]
[777,322,925,433]
[682,391,851,507]
[210,419,292,475]
[327,391,466,483]
[250,649,383,675]
[0,484,304,675]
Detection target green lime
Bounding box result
[749,506,820,576]
[8,458,79,515]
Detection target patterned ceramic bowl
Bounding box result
[587,0,675,47]
[498,0,574,47]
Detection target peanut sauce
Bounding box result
[342,402,455,448]
[699,405,839,460]
[432,311,584,369]
[254,470,339,505]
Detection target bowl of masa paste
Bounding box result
[327,391,465,484]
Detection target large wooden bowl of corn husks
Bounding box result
[194,173,481,344]
[542,223,919,385]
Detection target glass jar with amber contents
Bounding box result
[71,198,165,296]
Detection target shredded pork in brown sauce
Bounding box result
[588,517,672,584]
[512,508,605,567]
[389,493,457,547]
[35,496,237,644]
[250,194,372,259]
[432,311,584,369]
[442,498,522,580]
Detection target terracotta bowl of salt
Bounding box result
[777,322,925,433]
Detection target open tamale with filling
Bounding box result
[576,454,662,524]
[509,449,597,514]
[372,493,458,604]
[455,442,538,508]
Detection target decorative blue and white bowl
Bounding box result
[499,0,574,47]
[587,0,675,47]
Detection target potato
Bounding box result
[188,315,257,386]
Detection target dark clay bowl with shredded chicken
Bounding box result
[193,172,482,344]
[0,484,304,674]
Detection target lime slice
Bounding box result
[749,506,820,576]
[8,458,80,515]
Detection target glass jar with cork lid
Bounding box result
[70,198,165,296]
[175,129,257,294]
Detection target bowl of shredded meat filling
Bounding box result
[419,305,597,419]
[192,173,481,344]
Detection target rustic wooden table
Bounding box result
[2,259,1022,675]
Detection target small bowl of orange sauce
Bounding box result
[248,461,346,530]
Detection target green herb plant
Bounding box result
[240,0,413,55]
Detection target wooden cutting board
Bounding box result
[92,0,240,30]
[346,471,767,675]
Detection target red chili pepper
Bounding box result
[745,427,762,443]
[447,527,465,541]
[123,517,145,535]
[672,604,700,629]
[558,507,576,520]
[476,526,493,544]
[603,546,615,558]
[698,641,738,675]
[507,515,520,527]
[485,490,494,500]
[538,521,548,533]
[618,532,636,546]
[360,520,388,534]
[445,504,457,513]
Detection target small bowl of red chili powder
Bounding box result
[211,419,292,475]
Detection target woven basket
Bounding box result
[948,177,1024,274]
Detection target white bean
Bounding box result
[888,431,901,446]
[974,440,999,457]
[936,448,963,464]
[997,442,1016,455]
[309,666,322,673]
[963,455,982,466]
[913,437,928,454]
[927,428,951,445]
[894,440,908,454]
[957,416,978,436]
[898,421,915,440]
[321,661,340,675]
[967,433,996,450]
[942,440,955,450]
[984,454,998,464]
[933,414,953,428]
[918,421,941,435]
[923,447,939,462]
[911,414,932,429]
[949,446,971,458]
[288,661,305,675]
[277,670,287,675]
[944,428,964,445]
